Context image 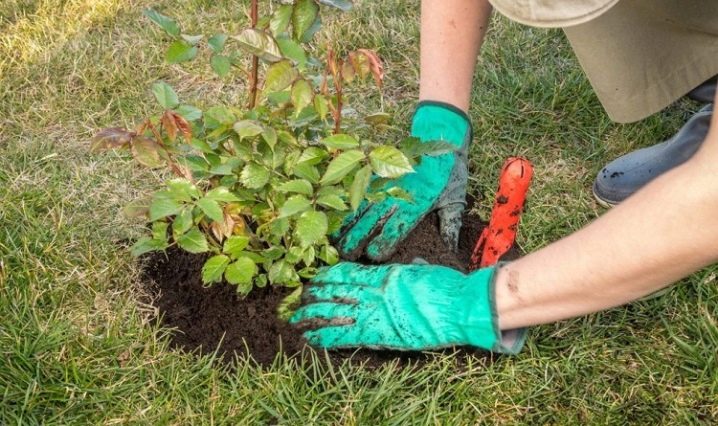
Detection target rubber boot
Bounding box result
[687,76,717,103]
[593,102,714,207]
[593,103,713,206]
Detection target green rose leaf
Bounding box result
[286,246,304,264]
[279,195,311,218]
[364,112,392,126]
[277,179,313,196]
[223,235,250,257]
[234,28,282,62]
[165,40,198,64]
[208,33,228,53]
[320,134,359,149]
[297,147,328,165]
[151,81,180,109]
[202,254,230,284]
[299,15,321,43]
[151,221,169,241]
[349,164,372,211]
[292,0,319,41]
[320,150,365,185]
[240,163,270,189]
[149,196,182,221]
[196,197,223,222]
[225,257,257,286]
[263,246,286,261]
[175,104,202,121]
[177,227,209,253]
[262,127,278,149]
[302,245,316,266]
[131,236,168,257]
[269,217,290,239]
[172,208,193,238]
[294,163,320,184]
[318,244,340,265]
[317,185,347,198]
[204,105,235,127]
[314,95,329,120]
[316,194,348,211]
[290,79,313,114]
[262,60,298,94]
[277,37,307,67]
[144,9,180,37]
[369,145,414,178]
[270,4,293,36]
[167,178,200,202]
[295,210,328,247]
[268,260,297,285]
[210,54,231,77]
[233,120,264,139]
[205,187,240,202]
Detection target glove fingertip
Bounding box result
[438,207,463,251]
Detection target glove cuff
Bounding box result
[411,101,473,147]
[487,262,528,354]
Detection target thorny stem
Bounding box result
[333,66,343,134]
[331,53,344,135]
[248,0,259,109]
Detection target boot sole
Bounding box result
[591,181,619,208]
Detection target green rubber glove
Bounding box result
[290,262,527,353]
[335,101,471,261]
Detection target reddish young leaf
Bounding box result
[170,110,192,142]
[327,48,339,80]
[160,111,179,142]
[357,49,384,88]
[91,127,135,152]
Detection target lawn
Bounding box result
[1,0,717,423]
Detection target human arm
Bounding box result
[419,0,492,111]
[495,91,718,329]
[335,0,493,260]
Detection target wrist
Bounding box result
[465,264,528,354]
[411,101,472,146]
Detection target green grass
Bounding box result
[1,0,717,423]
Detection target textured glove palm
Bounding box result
[335,102,471,261]
[290,262,526,353]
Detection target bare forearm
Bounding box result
[419,0,492,111]
[496,109,718,329]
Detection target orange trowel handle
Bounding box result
[470,157,533,270]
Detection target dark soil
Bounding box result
[139,207,518,367]
[384,206,487,271]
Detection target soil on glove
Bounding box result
[139,207,518,367]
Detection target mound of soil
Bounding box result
[139,207,518,367]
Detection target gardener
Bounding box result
[291,0,718,353]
